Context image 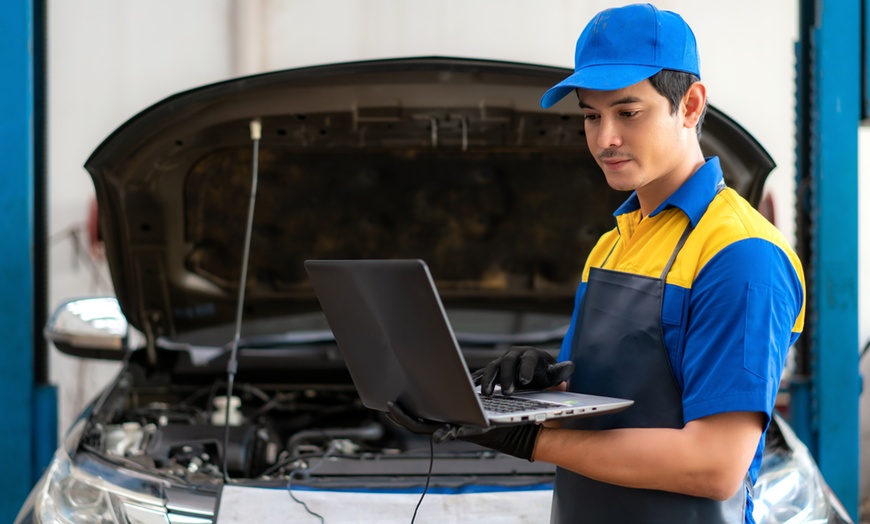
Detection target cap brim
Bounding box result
[540,65,664,108]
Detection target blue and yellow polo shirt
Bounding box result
[558,156,805,484]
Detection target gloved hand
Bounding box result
[435,422,541,461]
[472,346,575,396]
[385,400,443,435]
[385,401,541,461]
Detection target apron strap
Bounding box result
[656,180,725,280]
[659,221,694,280]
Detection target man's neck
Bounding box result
[636,149,706,216]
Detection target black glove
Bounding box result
[385,400,443,435]
[472,346,575,396]
[385,401,541,461]
[435,423,541,461]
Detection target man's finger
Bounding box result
[478,363,499,396]
[518,348,544,385]
[548,360,576,384]
[498,351,521,395]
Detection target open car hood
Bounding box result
[85,57,775,340]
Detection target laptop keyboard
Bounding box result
[479,395,558,413]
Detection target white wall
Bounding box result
[47,0,237,430]
[51,0,868,504]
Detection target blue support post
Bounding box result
[0,0,41,521]
[865,0,870,120]
[30,0,57,485]
[794,0,861,520]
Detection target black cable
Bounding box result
[286,472,325,524]
[410,435,435,524]
[260,428,336,478]
[279,435,435,523]
[285,442,338,523]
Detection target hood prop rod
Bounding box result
[222,118,262,482]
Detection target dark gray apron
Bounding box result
[551,223,748,524]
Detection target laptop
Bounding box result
[304,259,633,427]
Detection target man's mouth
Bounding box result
[601,157,631,169]
[598,151,632,169]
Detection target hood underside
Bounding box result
[85,57,774,339]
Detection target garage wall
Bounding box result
[47,0,237,432]
[51,0,865,487]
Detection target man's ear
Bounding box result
[681,82,707,130]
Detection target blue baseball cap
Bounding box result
[540,3,700,108]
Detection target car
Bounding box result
[16,57,852,524]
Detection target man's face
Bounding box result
[577,80,691,199]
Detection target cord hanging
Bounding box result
[410,435,435,524]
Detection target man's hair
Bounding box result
[648,70,706,139]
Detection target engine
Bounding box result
[91,384,397,480]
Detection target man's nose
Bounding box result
[597,118,623,149]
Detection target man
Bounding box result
[389,4,805,523]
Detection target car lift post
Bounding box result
[0,0,55,521]
[793,0,861,520]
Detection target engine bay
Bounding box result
[83,373,414,481]
[76,359,559,489]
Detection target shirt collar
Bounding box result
[612,156,725,228]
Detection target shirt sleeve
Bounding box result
[679,238,804,425]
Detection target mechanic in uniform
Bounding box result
[388,4,805,524]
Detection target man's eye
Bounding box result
[583,114,599,121]
[620,111,639,118]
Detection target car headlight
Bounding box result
[33,450,191,524]
[752,448,829,524]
